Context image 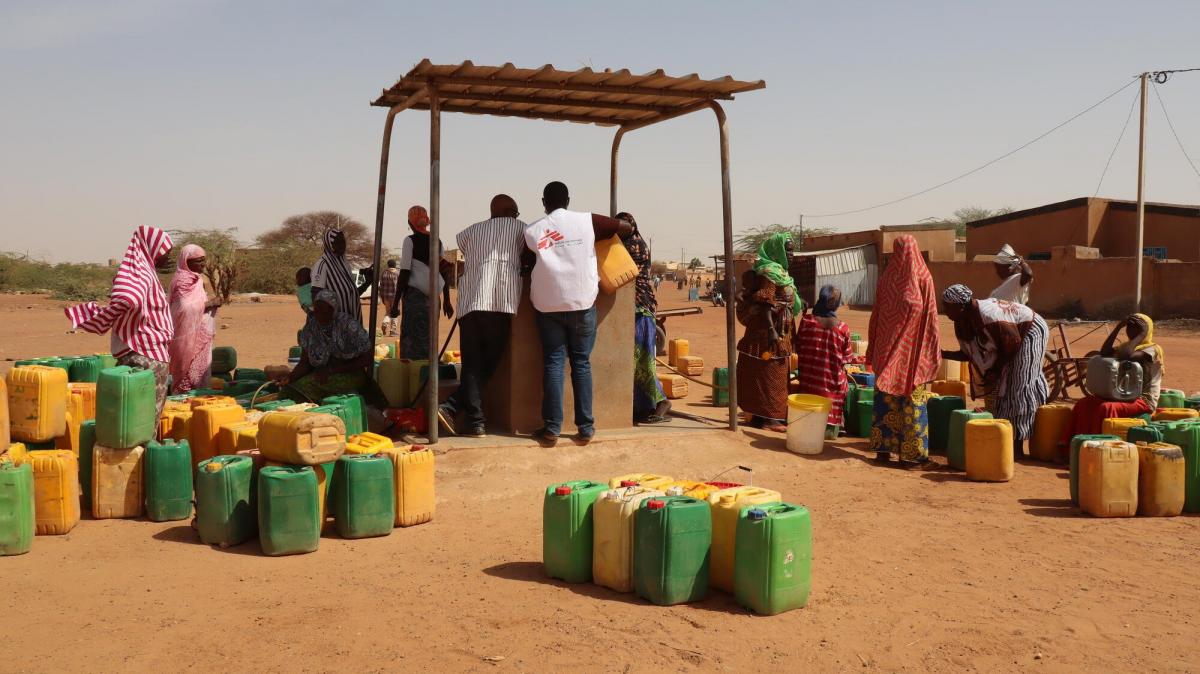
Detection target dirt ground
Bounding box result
[3,288,1200,672]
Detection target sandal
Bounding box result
[901,458,939,471]
[874,451,892,464]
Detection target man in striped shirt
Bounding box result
[436,194,527,438]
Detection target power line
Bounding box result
[1151,81,1200,183]
[1152,67,1200,84]
[805,77,1139,219]
[1094,87,1140,197]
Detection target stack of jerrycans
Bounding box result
[93,366,158,519]
[254,411,347,555]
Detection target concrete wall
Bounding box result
[879,228,957,262]
[484,281,634,434]
[804,226,956,262]
[1096,208,1200,262]
[1151,261,1200,316]
[966,202,1092,259]
[926,256,1200,318]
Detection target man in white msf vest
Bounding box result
[523,181,631,447]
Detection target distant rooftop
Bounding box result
[968,196,1200,229]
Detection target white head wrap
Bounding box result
[995,244,1019,267]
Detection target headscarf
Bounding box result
[301,290,372,367]
[942,284,974,306]
[753,232,802,314]
[168,244,213,392]
[866,235,941,396]
[65,226,174,362]
[995,244,1020,268]
[408,205,430,234]
[311,228,360,322]
[813,285,842,318]
[1128,313,1165,373]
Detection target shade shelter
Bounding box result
[368,60,764,442]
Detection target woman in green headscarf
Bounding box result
[735,232,801,432]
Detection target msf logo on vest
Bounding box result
[537,229,565,250]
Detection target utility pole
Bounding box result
[1135,71,1148,312]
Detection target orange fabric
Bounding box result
[407,205,430,233]
[866,235,941,396]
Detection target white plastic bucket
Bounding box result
[786,394,833,455]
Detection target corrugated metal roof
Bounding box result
[372,60,765,127]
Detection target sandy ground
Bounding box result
[3,288,1200,672]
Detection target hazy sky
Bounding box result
[2,0,1199,264]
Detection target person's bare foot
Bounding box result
[763,422,787,433]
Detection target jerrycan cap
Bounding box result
[554,485,573,496]
[748,508,767,521]
[619,480,639,487]
[666,486,685,496]
[646,499,666,510]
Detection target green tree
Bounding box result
[931,206,1015,237]
[257,211,375,266]
[240,241,323,295]
[688,257,702,269]
[734,224,834,254]
[170,228,243,302]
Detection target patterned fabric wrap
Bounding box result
[619,214,657,314]
[794,314,854,426]
[117,351,169,420]
[869,385,931,462]
[942,283,973,306]
[283,370,369,405]
[311,229,361,322]
[408,205,430,233]
[737,350,790,422]
[753,232,802,315]
[65,226,174,362]
[633,311,666,416]
[301,290,372,368]
[399,285,431,360]
[867,235,941,396]
[989,313,1049,442]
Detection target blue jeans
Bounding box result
[535,306,598,436]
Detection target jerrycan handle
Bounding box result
[707,465,754,486]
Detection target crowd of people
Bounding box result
[732,231,1168,469]
[67,204,1168,457]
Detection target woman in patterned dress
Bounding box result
[794,285,855,438]
[941,284,1049,458]
[736,233,801,432]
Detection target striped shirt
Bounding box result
[456,217,527,316]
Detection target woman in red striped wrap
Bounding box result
[65,226,174,417]
[866,235,941,467]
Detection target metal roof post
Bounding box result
[610,127,626,216]
[427,87,441,443]
[710,101,738,431]
[367,91,427,357]
[367,108,400,356]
